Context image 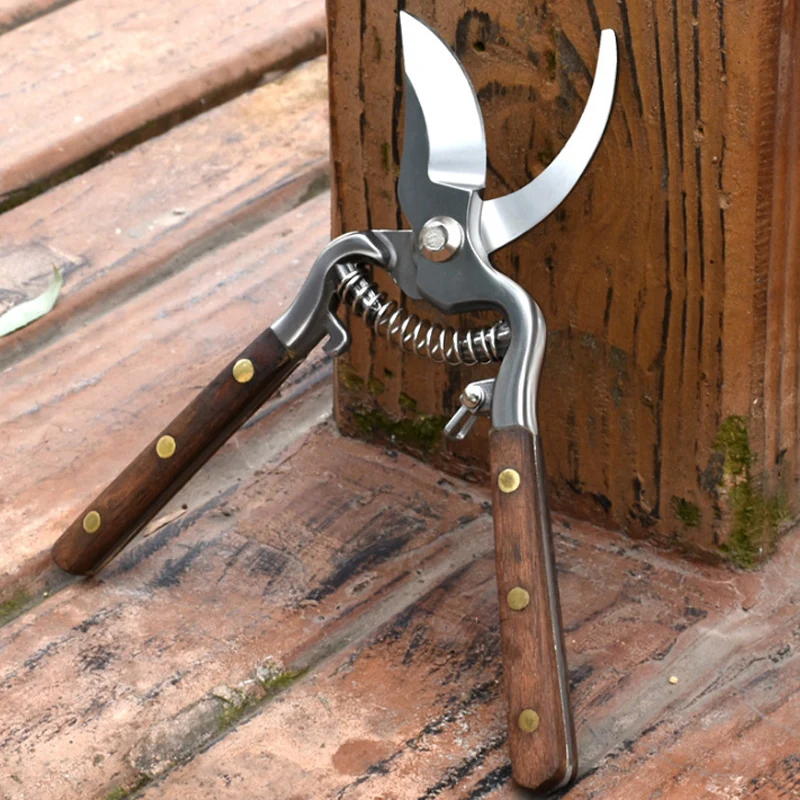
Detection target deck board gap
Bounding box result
[0,0,78,36]
[0,52,326,217]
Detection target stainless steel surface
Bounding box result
[444,377,495,440]
[272,232,391,357]
[398,13,486,192]
[370,230,422,300]
[401,195,548,433]
[418,216,464,262]
[461,385,484,410]
[532,431,577,787]
[274,14,607,790]
[242,14,608,790]
[336,263,509,365]
[479,30,618,253]
[397,11,616,435]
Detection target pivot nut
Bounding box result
[418,216,464,262]
[461,385,484,409]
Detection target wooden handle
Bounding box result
[52,327,299,576]
[490,426,577,792]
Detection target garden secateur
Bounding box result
[52,13,618,792]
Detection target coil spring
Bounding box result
[336,263,510,365]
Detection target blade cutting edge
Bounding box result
[479,29,618,254]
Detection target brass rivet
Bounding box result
[518,709,540,733]
[232,358,255,383]
[498,468,521,493]
[507,586,530,611]
[156,435,177,459]
[82,510,102,534]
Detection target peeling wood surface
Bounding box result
[4,408,800,798]
[0,192,331,589]
[328,0,800,565]
[0,416,485,797]
[0,57,330,369]
[2,2,800,799]
[0,0,71,32]
[0,0,325,204]
[0,54,330,591]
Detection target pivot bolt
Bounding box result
[418,216,464,262]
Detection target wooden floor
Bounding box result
[1,3,799,799]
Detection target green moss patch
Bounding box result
[353,407,448,455]
[367,377,386,396]
[672,496,700,528]
[105,777,149,800]
[715,416,752,476]
[398,392,417,413]
[257,668,304,698]
[713,415,788,568]
[215,693,254,733]
[338,364,365,392]
[338,366,387,398]
[216,667,304,735]
[0,590,29,626]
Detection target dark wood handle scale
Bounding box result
[489,425,577,792]
[52,328,300,576]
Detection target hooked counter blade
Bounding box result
[479,30,618,254]
[397,12,486,230]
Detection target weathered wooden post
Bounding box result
[327,0,799,566]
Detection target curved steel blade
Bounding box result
[479,30,618,254]
[397,11,486,229]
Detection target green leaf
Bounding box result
[0,266,63,337]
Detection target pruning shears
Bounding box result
[52,13,617,792]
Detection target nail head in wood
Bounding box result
[156,435,177,459]
[498,468,521,493]
[232,358,255,383]
[507,586,531,611]
[518,708,540,733]
[82,510,101,534]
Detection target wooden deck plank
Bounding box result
[570,664,800,799]
[0,190,332,591]
[0,0,68,32]
[0,57,329,369]
[0,0,325,203]
[140,549,511,800]
[132,497,800,798]
[565,540,800,799]
[4,315,799,799]
[0,412,486,799]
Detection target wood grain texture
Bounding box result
[118,461,800,800]
[0,192,330,592]
[0,57,330,370]
[0,0,325,204]
[52,328,298,576]
[490,427,574,791]
[6,399,800,798]
[0,0,71,32]
[1,423,487,799]
[328,0,800,564]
